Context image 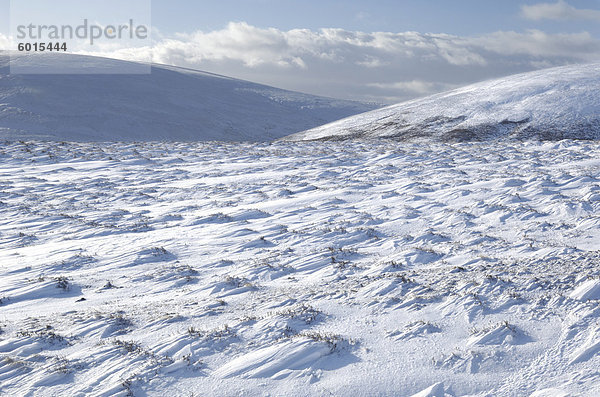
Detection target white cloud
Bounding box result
[112,23,496,70]
[521,1,600,21]
[144,23,599,67]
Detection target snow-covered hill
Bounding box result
[0,53,377,141]
[283,62,600,142]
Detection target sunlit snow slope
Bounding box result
[283,62,600,141]
[0,53,377,141]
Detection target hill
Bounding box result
[0,53,377,141]
[282,62,600,141]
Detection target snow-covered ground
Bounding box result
[1,139,600,396]
[0,53,377,142]
[283,62,600,142]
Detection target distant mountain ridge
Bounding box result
[282,62,600,142]
[0,53,378,141]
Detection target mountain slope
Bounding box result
[282,62,600,142]
[0,53,377,141]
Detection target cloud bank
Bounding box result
[521,1,600,21]
[3,22,600,103]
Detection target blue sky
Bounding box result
[4,0,599,36]
[151,0,600,37]
[2,0,600,102]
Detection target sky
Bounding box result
[149,0,600,37]
[2,0,600,103]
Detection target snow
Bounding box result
[213,337,332,379]
[282,62,600,142]
[529,389,570,397]
[0,52,377,142]
[410,382,447,397]
[2,139,600,395]
[568,279,600,301]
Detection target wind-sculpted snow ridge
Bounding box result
[283,62,600,142]
[0,53,377,142]
[2,140,600,395]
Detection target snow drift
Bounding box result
[0,53,376,141]
[282,62,600,142]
